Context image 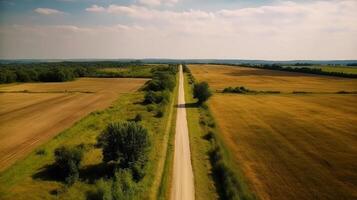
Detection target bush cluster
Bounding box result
[143,65,178,117]
[183,64,196,84]
[144,90,170,105]
[52,120,151,199]
[98,122,150,171]
[223,86,250,94]
[223,86,280,94]
[54,146,84,185]
[87,170,138,200]
[88,121,150,199]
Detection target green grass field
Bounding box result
[96,65,156,78]
[318,66,357,74]
[0,86,176,199]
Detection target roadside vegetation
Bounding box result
[143,65,178,118]
[0,64,178,200]
[183,64,255,200]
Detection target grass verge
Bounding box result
[156,74,179,200]
[183,73,218,200]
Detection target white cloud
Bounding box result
[2,0,357,59]
[34,8,65,15]
[85,5,105,12]
[138,0,178,7]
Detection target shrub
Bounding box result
[144,91,170,105]
[144,67,177,92]
[182,64,190,73]
[54,146,84,185]
[35,149,46,156]
[223,86,249,94]
[134,114,142,122]
[86,179,112,200]
[193,82,212,104]
[155,110,164,118]
[146,105,154,112]
[112,170,137,200]
[98,122,150,169]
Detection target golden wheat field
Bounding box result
[190,64,357,93]
[0,78,147,171]
[190,64,357,200]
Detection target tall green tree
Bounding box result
[193,82,212,104]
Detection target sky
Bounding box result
[0,0,356,60]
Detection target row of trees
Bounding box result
[222,86,280,94]
[0,66,95,83]
[237,63,357,78]
[0,61,146,83]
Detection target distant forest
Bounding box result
[0,61,143,83]
[231,63,357,78]
[1,60,356,84]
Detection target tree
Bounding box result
[98,122,150,169]
[193,82,212,104]
[54,146,83,185]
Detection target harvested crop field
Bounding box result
[209,94,357,200]
[189,64,357,92]
[0,78,147,171]
[190,64,357,200]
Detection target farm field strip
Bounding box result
[209,94,357,200]
[190,64,357,93]
[0,78,147,171]
[189,64,357,200]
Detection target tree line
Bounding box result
[236,63,357,78]
[0,61,145,83]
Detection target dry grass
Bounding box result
[189,64,357,93]
[190,64,357,200]
[0,78,147,171]
[209,94,357,200]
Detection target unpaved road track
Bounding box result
[171,65,195,200]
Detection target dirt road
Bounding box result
[171,65,195,200]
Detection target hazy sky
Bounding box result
[0,0,356,60]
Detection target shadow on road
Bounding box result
[176,102,198,108]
